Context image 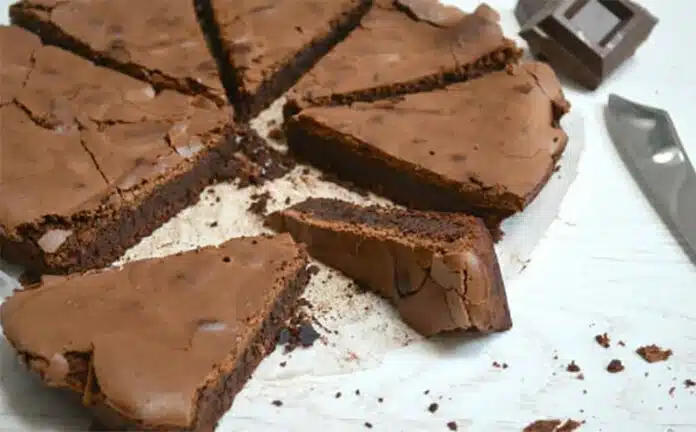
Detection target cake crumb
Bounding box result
[428,402,439,413]
[685,379,695,388]
[378,397,384,403]
[607,359,625,373]
[446,421,458,431]
[618,340,625,347]
[268,126,285,141]
[595,333,610,348]
[636,344,673,363]
[669,386,676,397]
[209,221,218,228]
[523,419,583,432]
[284,197,291,205]
[335,392,342,399]
[279,361,287,368]
[424,390,430,395]
[355,389,361,396]
[248,191,272,216]
[576,373,585,380]
[278,310,321,352]
[364,421,373,429]
[307,264,320,276]
[271,400,283,407]
[566,361,581,372]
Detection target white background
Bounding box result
[1,0,695,431]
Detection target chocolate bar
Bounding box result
[516,0,658,90]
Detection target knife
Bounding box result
[605,94,696,263]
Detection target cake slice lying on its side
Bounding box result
[1,234,310,431]
[195,0,373,120]
[0,26,291,275]
[268,198,511,336]
[284,62,570,234]
[284,1,521,116]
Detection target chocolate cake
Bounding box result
[10,0,226,106]
[195,0,373,119]
[0,234,310,431]
[285,62,570,231]
[284,1,522,116]
[0,26,290,275]
[268,198,512,336]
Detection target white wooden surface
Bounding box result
[1,1,695,431]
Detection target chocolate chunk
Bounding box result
[518,0,658,89]
[566,361,580,372]
[0,234,309,431]
[447,421,458,431]
[595,332,610,348]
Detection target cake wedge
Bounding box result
[285,62,570,233]
[285,1,521,115]
[0,234,310,431]
[268,198,512,336]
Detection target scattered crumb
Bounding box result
[577,373,585,380]
[424,390,430,395]
[553,355,559,360]
[378,397,384,403]
[618,340,625,347]
[566,361,581,373]
[503,363,508,369]
[215,196,221,203]
[636,345,673,363]
[595,333,610,348]
[582,389,587,395]
[278,310,321,352]
[669,386,676,397]
[523,419,583,432]
[284,196,291,205]
[685,379,695,388]
[307,264,320,276]
[248,191,272,216]
[266,119,277,127]
[268,126,286,141]
[279,361,287,368]
[271,400,283,407]
[607,359,625,373]
[446,421,458,431]
[428,402,439,413]
[355,389,361,396]
[492,361,501,368]
[335,392,342,399]
[364,422,373,429]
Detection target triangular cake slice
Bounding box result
[284,1,521,115]
[196,0,373,119]
[268,198,511,336]
[0,234,309,431]
[285,62,570,233]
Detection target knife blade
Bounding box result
[605,94,696,263]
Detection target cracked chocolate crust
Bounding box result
[268,198,512,336]
[3,239,311,431]
[10,0,227,106]
[195,0,373,121]
[0,126,290,275]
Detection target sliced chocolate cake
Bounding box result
[10,0,227,106]
[268,198,512,336]
[195,0,373,119]
[1,234,310,431]
[0,26,291,275]
[284,1,521,116]
[285,62,570,233]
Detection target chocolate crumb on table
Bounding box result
[595,333,610,348]
[523,419,584,432]
[447,421,458,431]
[636,344,673,363]
[607,359,625,373]
[277,310,321,353]
[335,392,342,398]
[0,26,284,275]
[618,340,626,347]
[669,386,676,397]
[249,191,273,216]
[272,400,283,407]
[0,234,310,431]
[428,402,439,413]
[364,422,373,429]
[566,361,581,372]
[685,379,696,388]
